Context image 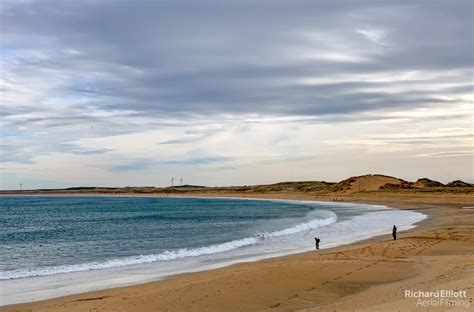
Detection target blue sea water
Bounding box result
[0,195,426,305]
[0,196,334,277]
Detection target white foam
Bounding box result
[264,213,337,237]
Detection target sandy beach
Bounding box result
[1,193,473,312]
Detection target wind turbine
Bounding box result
[171,177,174,187]
[180,178,183,186]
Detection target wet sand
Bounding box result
[2,193,473,311]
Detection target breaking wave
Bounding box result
[0,210,337,280]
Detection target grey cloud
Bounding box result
[57,144,113,156]
[0,138,111,165]
[410,151,474,158]
[1,0,472,123]
[371,134,473,141]
[0,142,37,164]
[0,146,36,164]
[161,156,230,165]
[159,128,222,145]
[159,138,201,145]
[106,161,156,172]
[104,156,230,172]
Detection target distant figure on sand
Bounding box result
[392,225,397,240]
[315,237,320,250]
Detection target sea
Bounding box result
[0,195,426,305]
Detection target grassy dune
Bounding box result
[2,174,472,196]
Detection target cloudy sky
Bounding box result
[1,0,473,189]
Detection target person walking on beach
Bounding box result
[315,237,320,250]
[392,225,397,240]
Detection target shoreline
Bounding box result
[1,193,473,311]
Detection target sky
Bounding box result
[0,0,473,189]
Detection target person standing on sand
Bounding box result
[392,225,397,240]
[315,237,320,250]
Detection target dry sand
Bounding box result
[2,193,473,312]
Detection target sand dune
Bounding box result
[330,174,406,193]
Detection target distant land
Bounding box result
[2,174,473,195]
